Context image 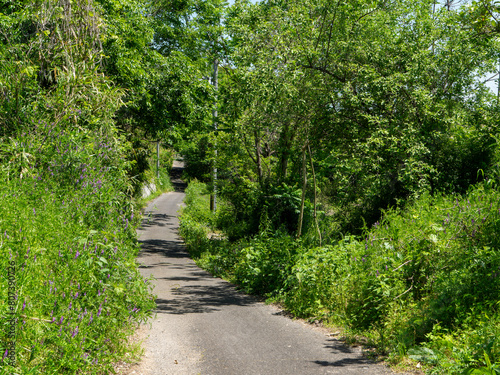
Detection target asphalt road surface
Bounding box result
[127,164,397,375]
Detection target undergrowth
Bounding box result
[179,180,500,374]
[0,125,156,374]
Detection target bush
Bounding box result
[0,1,157,372]
[217,179,313,240]
[232,234,301,295]
[179,136,212,182]
[0,127,155,374]
[179,175,500,373]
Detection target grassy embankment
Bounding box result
[0,128,170,374]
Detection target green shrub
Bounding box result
[284,240,352,319]
[0,118,155,375]
[232,234,301,295]
[0,1,157,372]
[179,176,500,373]
[218,180,313,240]
[179,136,212,182]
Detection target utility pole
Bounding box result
[157,140,160,180]
[210,58,218,213]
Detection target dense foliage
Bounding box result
[2,0,500,373]
[214,0,500,236]
[181,180,500,374]
[0,0,157,373]
[0,128,156,374]
[178,0,500,374]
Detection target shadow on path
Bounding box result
[139,213,178,229]
[138,239,187,258]
[313,358,372,367]
[310,338,383,368]
[154,283,256,314]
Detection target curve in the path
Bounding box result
[129,181,400,375]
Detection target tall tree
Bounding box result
[222,0,499,235]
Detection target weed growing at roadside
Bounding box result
[0,124,155,374]
[179,180,500,374]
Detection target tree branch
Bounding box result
[299,63,346,82]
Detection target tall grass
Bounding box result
[0,1,157,372]
[0,125,155,374]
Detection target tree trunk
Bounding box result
[308,144,321,246]
[297,146,307,238]
[254,130,263,184]
[278,121,292,182]
[210,58,218,212]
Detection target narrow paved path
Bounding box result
[127,164,396,375]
